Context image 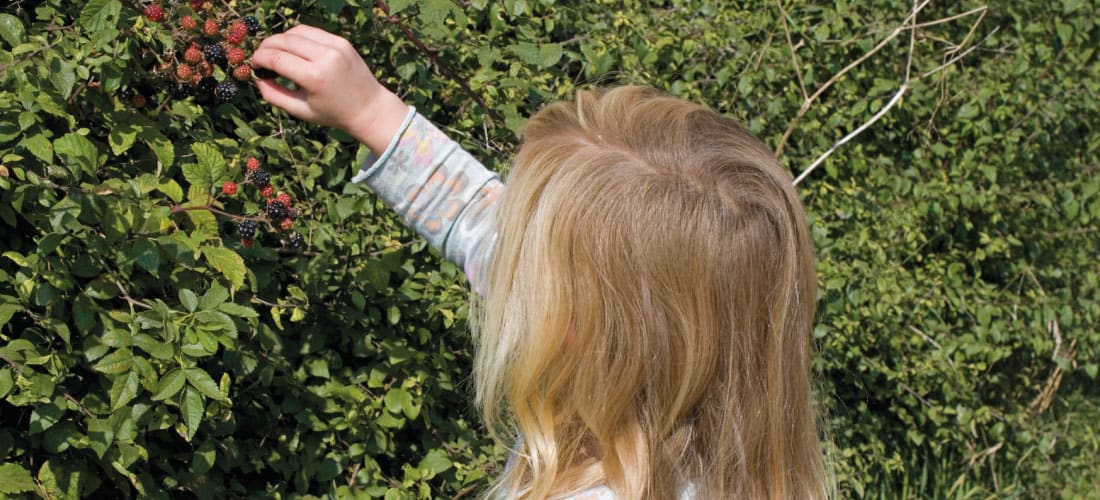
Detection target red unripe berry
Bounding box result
[176,65,193,81]
[190,73,202,85]
[184,44,203,64]
[260,184,274,198]
[240,237,253,249]
[226,47,247,66]
[181,15,198,31]
[222,181,238,196]
[275,192,291,208]
[227,22,248,45]
[144,4,165,23]
[280,218,293,230]
[198,60,213,77]
[246,157,260,171]
[130,94,147,109]
[203,19,219,36]
[232,64,252,81]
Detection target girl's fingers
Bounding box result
[249,47,316,88]
[255,32,332,62]
[284,24,350,49]
[255,79,313,120]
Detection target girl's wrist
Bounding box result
[347,89,410,153]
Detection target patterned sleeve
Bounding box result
[352,106,501,294]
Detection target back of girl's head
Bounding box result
[476,86,826,499]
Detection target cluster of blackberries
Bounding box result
[132,2,265,108]
[221,156,305,250]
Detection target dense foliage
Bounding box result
[0,0,1096,498]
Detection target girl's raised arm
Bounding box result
[251,25,501,292]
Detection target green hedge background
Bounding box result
[0,0,1097,498]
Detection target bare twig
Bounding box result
[776,0,931,157]
[776,0,809,101]
[790,2,991,185]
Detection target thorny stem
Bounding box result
[373,0,503,123]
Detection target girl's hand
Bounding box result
[250,24,409,152]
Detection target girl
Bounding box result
[252,25,828,500]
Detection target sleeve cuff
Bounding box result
[352,105,418,184]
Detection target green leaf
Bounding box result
[539,43,563,68]
[179,289,198,312]
[72,295,97,333]
[29,400,65,434]
[109,371,140,411]
[181,387,203,441]
[199,282,229,311]
[54,133,100,180]
[185,367,226,401]
[133,333,174,360]
[190,441,217,475]
[0,13,26,47]
[157,178,184,202]
[217,302,259,318]
[49,57,77,100]
[139,127,174,168]
[91,349,134,374]
[22,133,54,163]
[192,143,227,186]
[181,161,210,191]
[202,246,245,289]
[0,368,12,398]
[0,463,36,494]
[0,303,22,327]
[417,449,452,478]
[152,368,186,401]
[78,0,123,33]
[108,114,141,156]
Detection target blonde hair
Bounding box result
[474,86,826,499]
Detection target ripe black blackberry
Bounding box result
[197,76,218,96]
[214,81,238,102]
[242,16,261,36]
[287,232,304,248]
[247,168,270,185]
[238,220,257,238]
[202,43,227,67]
[266,201,288,221]
[173,82,195,98]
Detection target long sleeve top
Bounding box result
[353,106,619,500]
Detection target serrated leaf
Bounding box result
[132,333,174,360]
[0,13,26,47]
[0,462,36,494]
[152,368,185,401]
[202,246,245,289]
[72,295,97,333]
[107,114,140,156]
[181,161,210,191]
[91,348,133,374]
[199,282,229,311]
[192,143,227,186]
[181,387,203,441]
[78,0,123,33]
[539,44,563,68]
[49,57,77,99]
[157,178,184,202]
[22,133,53,163]
[139,127,174,168]
[0,303,22,327]
[109,371,140,411]
[185,367,226,401]
[29,400,64,434]
[179,289,198,312]
[216,302,258,318]
[54,133,100,180]
[0,368,13,398]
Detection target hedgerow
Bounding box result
[0,0,1096,498]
